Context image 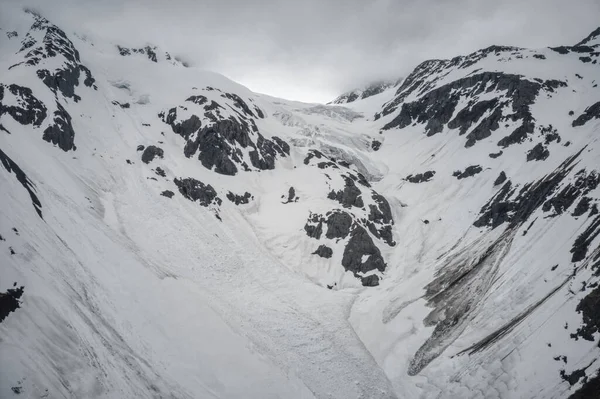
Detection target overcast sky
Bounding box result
[5,0,600,102]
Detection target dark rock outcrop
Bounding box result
[342,226,386,275]
[283,187,298,203]
[526,143,550,162]
[174,178,221,207]
[406,171,435,183]
[382,72,550,149]
[325,211,353,239]
[304,213,324,239]
[43,103,76,151]
[160,190,174,198]
[312,245,333,259]
[0,284,24,323]
[226,191,252,205]
[453,165,483,179]
[141,145,164,164]
[160,103,289,176]
[361,275,380,287]
[494,171,507,186]
[328,177,364,208]
[16,16,95,101]
[572,102,600,127]
[0,148,42,218]
[0,84,47,127]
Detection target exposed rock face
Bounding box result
[117,45,159,63]
[453,165,482,179]
[572,101,600,127]
[226,191,252,205]
[325,211,353,239]
[494,171,507,186]
[141,145,164,164]
[304,213,324,239]
[43,103,76,151]
[406,171,435,183]
[0,285,24,323]
[16,15,95,101]
[381,68,565,149]
[367,193,395,246]
[159,91,289,176]
[526,143,550,161]
[312,245,333,259]
[360,274,380,287]
[328,177,364,208]
[475,151,590,229]
[342,226,386,275]
[160,190,174,198]
[331,80,396,104]
[154,167,166,177]
[0,148,42,218]
[0,84,47,126]
[283,187,297,203]
[174,178,221,207]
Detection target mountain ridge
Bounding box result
[1,9,600,399]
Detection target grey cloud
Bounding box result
[4,0,600,102]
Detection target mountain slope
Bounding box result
[1,9,600,399]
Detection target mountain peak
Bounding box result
[329,79,398,104]
[576,26,600,46]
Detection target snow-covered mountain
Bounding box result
[1,8,600,399]
[329,80,399,105]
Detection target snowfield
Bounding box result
[1,8,600,399]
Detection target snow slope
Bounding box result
[1,8,600,399]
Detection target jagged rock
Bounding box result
[366,193,395,246]
[361,275,380,287]
[406,171,435,183]
[141,145,164,164]
[112,101,130,109]
[453,165,482,179]
[572,197,592,217]
[382,72,548,149]
[328,177,364,208]
[17,17,95,101]
[570,215,600,262]
[572,102,600,127]
[43,103,76,151]
[137,145,145,151]
[173,178,221,207]
[304,213,324,239]
[312,245,333,259]
[0,84,47,127]
[161,104,289,176]
[526,143,549,161]
[186,95,207,105]
[160,107,202,137]
[325,211,353,239]
[154,167,166,177]
[342,226,386,275]
[117,45,158,62]
[489,151,503,159]
[226,191,252,205]
[494,171,507,186]
[475,151,584,228]
[371,140,381,151]
[0,284,24,323]
[543,170,599,216]
[0,148,42,218]
[160,190,174,198]
[303,149,324,165]
[283,187,297,203]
